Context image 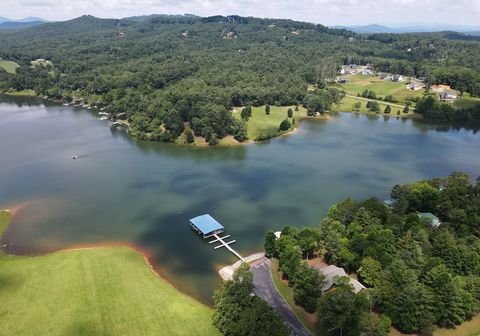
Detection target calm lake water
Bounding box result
[1,95,480,303]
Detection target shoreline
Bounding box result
[0,206,214,307]
[0,93,330,147]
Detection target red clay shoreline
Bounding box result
[0,207,214,307]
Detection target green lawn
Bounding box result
[0,210,219,336]
[4,89,36,96]
[270,259,315,334]
[0,60,20,74]
[454,96,480,110]
[337,74,425,104]
[335,96,413,116]
[233,105,308,140]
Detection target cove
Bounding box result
[1,94,480,304]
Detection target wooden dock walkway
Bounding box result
[211,233,244,262]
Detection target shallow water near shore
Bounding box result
[1,95,480,303]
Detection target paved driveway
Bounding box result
[251,259,311,336]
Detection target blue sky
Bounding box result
[2,0,480,26]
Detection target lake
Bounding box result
[1,95,480,303]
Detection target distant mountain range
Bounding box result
[0,17,47,30]
[332,24,480,34]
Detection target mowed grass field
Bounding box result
[0,210,219,336]
[233,105,308,140]
[334,96,414,116]
[454,96,480,109]
[4,89,36,96]
[338,74,425,104]
[0,60,20,74]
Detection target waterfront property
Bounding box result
[314,264,366,294]
[383,199,394,209]
[1,96,480,303]
[189,214,225,238]
[190,214,244,261]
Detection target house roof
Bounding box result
[315,265,366,293]
[383,199,393,206]
[418,212,441,228]
[189,214,224,235]
[349,279,366,294]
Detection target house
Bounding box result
[383,199,394,209]
[336,77,348,84]
[316,265,347,292]
[314,264,366,294]
[379,73,392,80]
[338,67,347,75]
[361,69,374,76]
[225,31,237,39]
[189,214,225,238]
[418,212,441,229]
[348,37,356,43]
[439,91,458,102]
[35,58,45,62]
[392,75,405,82]
[406,82,425,91]
[431,84,451,93]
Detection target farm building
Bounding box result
[189,214,225,238]
[418,212,441,229]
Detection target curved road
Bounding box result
[251,259,311,336]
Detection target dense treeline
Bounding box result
[0,15,479,142]
[265,172,480,335]
[415,96,480,123]
[212,263,289,336]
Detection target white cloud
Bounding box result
[1,0,479,26]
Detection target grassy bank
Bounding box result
[0,210,219,336]
[2,89,36,96]
[233,105,308,140]
[0,60,20,74]
[335,96,414,116]
[336,74,425,105]
[270,258,316,333]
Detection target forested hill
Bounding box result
[0,15,479,143]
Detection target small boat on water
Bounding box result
[98,116,108,120]
[98,112,108,115]
[70,155,78,160]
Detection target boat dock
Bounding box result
[190,214,244,261]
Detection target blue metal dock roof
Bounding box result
[189,214,224,235]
